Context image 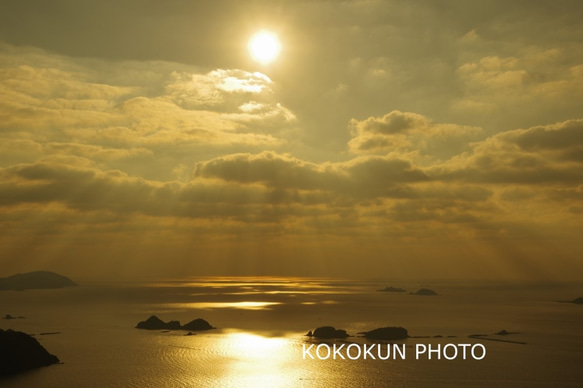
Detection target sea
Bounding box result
[1,277,582,387]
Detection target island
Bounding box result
[2,314,24,320]
[182,318,215,331]
[495,329,520,336]
[469,330,526,345]
[377,286,407,293]
[360,327,409,340]
[410,288,437,296]
[0,271,77,291]
[135,315,215,331]
[306,326,350,339]
[135,316,181,330]
[0,329,60,376]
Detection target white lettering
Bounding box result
[346,343,361,360]
[303,344,314,360]
[416,344,426,359]
[394,344,406,359]
[316,344,331,360]
[363,344,376,360]
[458,344,470,360]
[333,344,346,360]
[377,344,391,360]
[443,344,457,360]
[472,344,486,360]
[427,344,441,360]
[304,342,485,361]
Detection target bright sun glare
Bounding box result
[248,31,281,65]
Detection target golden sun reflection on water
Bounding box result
[228,332,288,358]
[208,331,300,387]
[171,301,281,310]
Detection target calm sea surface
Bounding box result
[1,278,582,387]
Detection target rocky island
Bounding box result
[0,271,77,291]
[135,315,215,331]
[411,288,437,296]
[182,318,215,331]
[136,315,181,330]
[377,286,407,293]
[306,326,350,339]
[2,314,25,320]
[0,329,60,376]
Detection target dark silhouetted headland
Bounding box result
[307,326,350,339]
[0,271,77,291]
[135,315,214,331]
[377,286,407,293]
[360,327,409,340]
[0,329,60,376]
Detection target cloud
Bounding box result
[163,69,278,110]
[348,110,482,161]
[453,52,583,118]
[458,56,525,89]
[351,110,429,135]
[2,58,581,243]
[435,119,583,185]
[1,2,583,280]
[508,119,583,154]
[0,149,430,231]
[193,151,429,199]
[193,151,333,189]
[0,44,296,182]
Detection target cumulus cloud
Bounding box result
[509,119,583,155]
[351,110,429,135]
[348,110,482,161]
[4,102,579,243]
[2,55,581,248]
[0,44,297,182]
[435,119,583,185]
[193,151,429,199]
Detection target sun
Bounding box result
[248,30,281,65]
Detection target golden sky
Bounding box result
[1,1,582,281]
